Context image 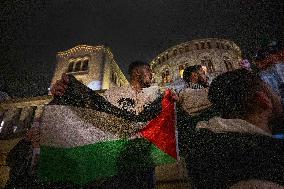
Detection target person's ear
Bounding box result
[255,91,272,110]
[134,68,141,76]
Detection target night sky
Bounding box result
[1,0,283,98]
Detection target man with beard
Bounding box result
[50,61,178,189]
[178,65,212,116]
[186,69,284,188]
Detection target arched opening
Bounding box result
[223,57,233,71]
[201,58,215,73]
[82,59,89,71]
[67,61,74,72]
[74,61,81,72]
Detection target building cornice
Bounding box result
[150,38,242,68]
[57,44,115,60]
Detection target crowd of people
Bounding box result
[5,56,284,188]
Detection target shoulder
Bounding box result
[103,85,131,95]
[142,85,160,94]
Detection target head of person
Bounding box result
[128,61,152,88]
[183,65,208,87]
[208,69,283,123]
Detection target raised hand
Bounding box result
[50,73,69,96]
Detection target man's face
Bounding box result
[191,67,208,85]
[137,65,153,88]
[262,83,283,119]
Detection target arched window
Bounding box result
[74,61,81,72]
[162,56,166,62]
[111,72,117,83]
[173,49,178,56]
[216,42,220,49]
[161,69,172,84]
[201,42,205,49]
[195,43,200,50]
[82,59,89,71]
[179,65,185,78]
[201,58,215,73]
[207,42,211,49]
[185,45,189,52]
[67,61,74,73]
[165,52,169,59]
[224,57,233,71]
[157,58,161,64]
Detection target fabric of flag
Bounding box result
[38,75,177,186]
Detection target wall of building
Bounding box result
[50,45,128,92]
[150,38,242,86]
[0,95,52,188]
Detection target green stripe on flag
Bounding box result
[39,138,175,186]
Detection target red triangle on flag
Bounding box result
[140,89,177,159]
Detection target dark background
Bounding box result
[1,0,283,98]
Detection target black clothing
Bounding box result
[186,129,284,188]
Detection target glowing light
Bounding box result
[0,121,4,132]
[13,125,17,132]
[87,80,102,91]
[202,66,208,74]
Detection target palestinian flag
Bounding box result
[39,75,177,186]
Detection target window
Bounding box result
[224,57,233,71]
[173,49,178,56]
[201,42,205,49]
[67,57,90,73]
[216,42,220,49]
[207,42,211,49]
[12,108,22,133]
[82,59,89,71]
[67,61,74,72]
[201,58,215,73]
[221,43,225,49]
[161,69,172,84]
[111,72,115,82]
[157,58,161,64]
[112,72,117,84]
[226,45,230,50]
[195,43,200,50]
[179,65,185,78]
[162,56,166,62]
[179,47,183,53]
[74,61,81,72]
[165,52,169,59]
[185,45,189,52]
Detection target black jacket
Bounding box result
[186,129,284,188]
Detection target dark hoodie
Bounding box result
[185,117,284,188]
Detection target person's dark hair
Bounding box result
[128,61,149,76]
[208,69,263,118]
[183,65,202,83]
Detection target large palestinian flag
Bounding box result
[39,75,177,186]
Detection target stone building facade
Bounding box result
[50,44,128,91]
[150,38,242,86]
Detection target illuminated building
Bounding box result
[150,38,242,87]
[0,45,128,187]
